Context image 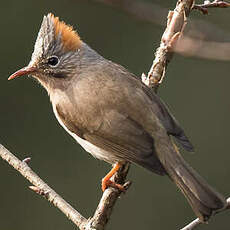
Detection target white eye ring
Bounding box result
[47,55,60,67]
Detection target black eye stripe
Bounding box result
[52,72,66,78]
[47,56,59,66]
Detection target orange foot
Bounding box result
[101,163,125,192]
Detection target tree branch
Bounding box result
[0,144,130,230]
[0,144,87,229]
[193,0,230,15]
[142,0,194,91]
[181,197,230,230]
[89,164,131,230]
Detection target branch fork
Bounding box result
[193,0,230,14]
[143,0,194,92]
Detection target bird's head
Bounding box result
[9,13,83,90]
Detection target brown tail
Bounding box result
[156,140,227,221]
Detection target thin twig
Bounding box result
[180,218,201,230]
[181,197,230,230]
[0,144,87,229]
[193,0,230,15]
[90,164,131,230]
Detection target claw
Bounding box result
[101,163,125,192]
[102,179,126,192]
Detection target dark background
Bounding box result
[1,0,230,229]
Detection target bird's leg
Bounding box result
[101,162,125,192]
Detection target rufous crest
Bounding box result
[48,13,81,52]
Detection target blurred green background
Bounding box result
[0,0,230,229]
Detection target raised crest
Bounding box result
[48,13,81,52]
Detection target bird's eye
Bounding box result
[47,56,59,67]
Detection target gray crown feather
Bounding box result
[30,13,81,65]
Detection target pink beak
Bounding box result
[8,66,37,80]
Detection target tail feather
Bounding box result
[154,137,227,221]
[166,149,226,221]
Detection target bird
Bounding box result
[9,13,226,221]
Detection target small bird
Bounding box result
[9,13,226,221]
